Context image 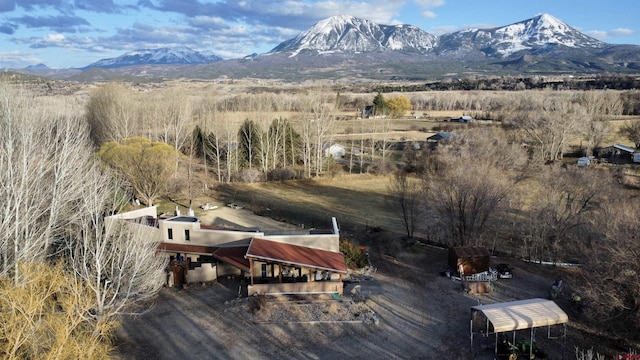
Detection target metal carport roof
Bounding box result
[471,298,568,333]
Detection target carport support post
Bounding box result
[469,319,474,356]
[529,327,534,360]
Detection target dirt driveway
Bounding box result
[115,207,580,360]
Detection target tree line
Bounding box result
[370,74,640,94]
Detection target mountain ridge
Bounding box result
[82,46,222,69]
[15,13,640,81]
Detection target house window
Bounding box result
[185,229,190,241]
[261,264,267,278]
[167,228,173,240]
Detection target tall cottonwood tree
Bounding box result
[423,129,528,246]
[298,91,336,177]
[508,96,582,161]
[0,85,96,282]
[85,82,138,147]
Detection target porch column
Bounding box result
[309,268,313,282]
[278,265,283,283]
[249,257,254,286]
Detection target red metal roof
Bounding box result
[211,246,251,272]
[246,238,347,273]
[159,243,218,255]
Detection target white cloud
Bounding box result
[44,33,66,43]
[413,0,444,19]
[585,28,635,41]
[421,11,436,19]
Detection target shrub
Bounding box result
[236,169,263,183]
[250,294,268,313]
[366,161,397,175]
[268,168,296,181]
[340,238,368,269]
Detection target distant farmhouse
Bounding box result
[595,143,639,164]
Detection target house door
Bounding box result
[173,264,186,286]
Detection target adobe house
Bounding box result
[106,207,347,296]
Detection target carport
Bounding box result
[470,298,568,359]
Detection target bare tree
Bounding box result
[85,82,138,147]
[0,85,97,283]
[619,120,640,148]
[423,129,528,246]
[388,170,421,239]
[70,169,166,329]
[508,97,582,161]
[578,115,609,157]
[155,89,193,174]
[574,195,640,332]
[0,83,166,356]
[299,90,336,177]
[524,164,603,262]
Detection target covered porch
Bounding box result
[245,237,347,296]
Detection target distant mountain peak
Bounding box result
[269,15,437,56]
[24,63,49,70]
[436,13,605,58]
[84,46,222,69]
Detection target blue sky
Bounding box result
[1,0,638,69]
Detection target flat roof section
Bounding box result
[166,216,199,223]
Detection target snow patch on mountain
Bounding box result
[84,46,222,69]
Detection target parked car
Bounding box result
[493,263,513,279]
[200,203,218,210]
[226,203,243,210]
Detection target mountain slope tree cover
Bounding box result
[0,83,166,357]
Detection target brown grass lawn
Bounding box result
[212,174,407,238]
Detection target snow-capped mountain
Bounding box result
[83,47,222,69]
[269,15,438,56]
[270,13,608,60]
[43,13,640,81]
[436,13,606,57]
